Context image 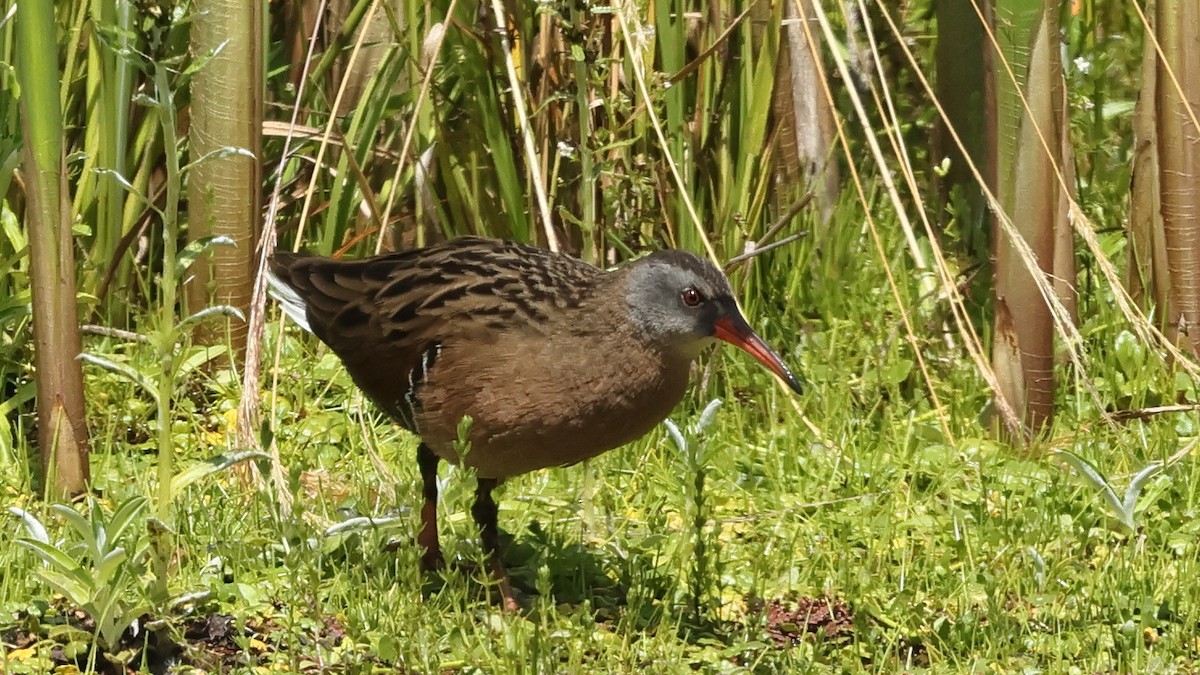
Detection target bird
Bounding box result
[267,236,802,609]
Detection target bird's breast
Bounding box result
[414,332,692,479]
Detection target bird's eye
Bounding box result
[681,288,703,307]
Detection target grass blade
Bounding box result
[170,450,271,496]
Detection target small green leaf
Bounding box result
[0,300,31,335]
[452,415,474,462]
[94,548,129,586]
[324,516,401,537]
[78,353,158,403]
[1113,330,1142,375]
[181,146,256,173]
[176,235,236,277]
[106,497,149,547]
[1123,462,1165,517]
[94,168,159,217]
[378,635,399,662]
[1,202,27,252]
[182,39,229,77]
[1055,450,1133,531]
[174,305,245,334]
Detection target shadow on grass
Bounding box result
[409,519,631,612]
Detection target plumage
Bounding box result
[268,236,801,609]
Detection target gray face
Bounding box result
[624,250,738,355]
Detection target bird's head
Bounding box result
[623,250,803,395]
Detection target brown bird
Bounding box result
[268,237,801,608]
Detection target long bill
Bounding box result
[713,315,803,395]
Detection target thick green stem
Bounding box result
[150,65,181,602]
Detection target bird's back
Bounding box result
[269,237,601,343]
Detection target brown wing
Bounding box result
[268,237,601,431]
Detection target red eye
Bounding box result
[682,288,703,307]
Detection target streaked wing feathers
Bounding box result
[268,237,602,430]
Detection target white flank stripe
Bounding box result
[266,271,312,333]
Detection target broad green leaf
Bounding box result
[17,538,87,577]
[883,359,915,386]
[48,504,94,552]
[0,381,35,417]
[0,292,32,331]
[175,344,229,381]
[1,203,27,254]
[8,506,49,544]
[35,569,93,609]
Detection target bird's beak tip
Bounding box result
[713,316,803,396]
[782,372,804,396]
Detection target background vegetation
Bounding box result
[1,0,1198,671]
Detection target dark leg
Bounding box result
[472,477,519,611]
[417,443,443,571]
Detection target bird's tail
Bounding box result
[267,253,313,333]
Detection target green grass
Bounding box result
[4,207,1199,673]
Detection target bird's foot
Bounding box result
[487,557,521,612]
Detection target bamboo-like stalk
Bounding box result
[186,0,264,363]
[1128,0,1172,317]
[16,0,91,496]
[616,2,719,265]
[1153,0,1200,354]
[989,1,1072,437]
[773,0,838,222]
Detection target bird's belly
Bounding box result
[466,393,680,477]
[416,348,691,479]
